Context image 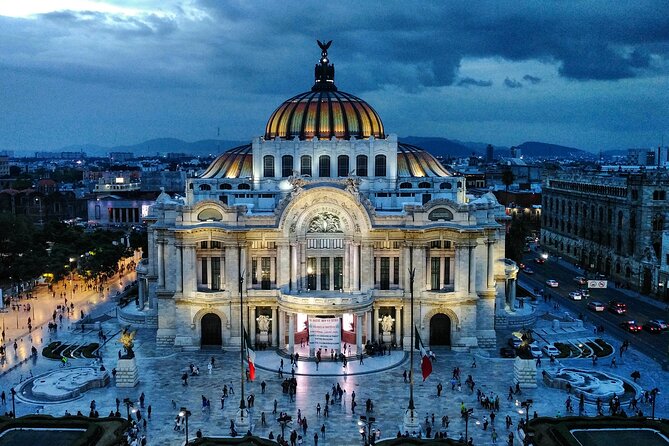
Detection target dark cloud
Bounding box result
[458,77,493,87]
[504,78,523,88]
[523,75,541,84]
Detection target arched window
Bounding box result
[282,155,293,177]
[238,183,251,190]
[374,154,386,176]
[356,155,368,176]
[300,155,312,176]
[199,184,211,191]
[337,155,349,177]
[400,182,412,189]
[263,155,275,178]
[440,182,452,189]
[198,208,223,221]
[428,208,453,221]
[219,183,232,190]
[319,155,331,177]
[418,181,431,189]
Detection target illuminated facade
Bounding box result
[138,43,513,352]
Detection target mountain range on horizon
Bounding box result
[20,136,629,159]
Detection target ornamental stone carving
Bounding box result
[381,314,394,333]
[308,212,343,233]
[257,315,271,332]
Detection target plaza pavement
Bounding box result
[0,289,667,445]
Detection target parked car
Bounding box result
[620,320,642,333]
[587,301,605,311]
[508,337,522,349]
[534,257,546,264]
[649,319,668,330]
[573,276,587,286]
[568,291,582,300]
[522,267,534,274]
[607,301,627,315]
[546,279,559,288]
[500,347,517,358]
[542,344,560,357]
[643,321,663,333]
[529,344,543,358]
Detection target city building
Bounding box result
[541,169,669,295]
[138,43,514,353]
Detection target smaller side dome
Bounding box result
[200,145,253,179]
[397,143,451,178]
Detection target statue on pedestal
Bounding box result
[257,315,271,344]
[381,315,394,343]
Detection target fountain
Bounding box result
[16,367,109,404]
[543,367,641,403]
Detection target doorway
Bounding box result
[429,313,451,346]
[201,313,222,347]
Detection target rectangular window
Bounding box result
[334,257,343,290]
[444,257,451,285]
[282,155,293,178]
[393,257,399,284]
[261,257,271,290]
[201,258,208,285]
[263,155,275,178]
[430,240,442,249]
[307,257,317,290]
[252,258,258,285]
[211,241,221,249]
[380,257,390,290]
[320,257,330,290]
[200,241,208,249]
[319,156,331,177]
[356,155,368,176]
[211,257,221,290]
[338,156,349,177]
[301,156,312,177]
[430,257,440,290]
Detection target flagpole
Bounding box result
[239,270,247,419]
[407,267,416,422]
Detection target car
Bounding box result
[573,276,588,286]
[546,279,559,288]
[529,344,543,358]
[620,320,642,333]
[643,321,663,333]
[568,291,582,300]
[542,344,560,357]
[508,337,522,349]
[607,301,627,315]
[534,257,546,264]
[522,267,534,274]
[500,347,517,358]
[579,288,590,298]
[587,301,605,311]
[650,319,668,330]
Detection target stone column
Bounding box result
[288,313,295,354]
[439,256,446,289]
[356,314,363,354]
[375,257,381,288]
[366,310,372,343]
[353,243,360,291]
[373,307,379,341]
[486,240,495,289]
[270,255,277,288]
[138,278,145,308]
[240,244,248,290]
[278,310,285,349]
[157,240,165,288]
[249,306,256,346]
[175,245,183,293]
[468,244,476,294]
[454,243,468,294]
[290,244,298,292]
[361,244,373,291]
[299,242,307,291]
[509,278,517,310]
[395,306,402,345]
[277,243,289,291]
[411,245,426,292]
[343,241,350,291]
[402,245,411,290]
[225,245,239,296]
[389,256,395,288]
[272,307,278,346]
[207,257,212,288]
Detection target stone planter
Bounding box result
[115,357,139,388]
[513,357,537,389]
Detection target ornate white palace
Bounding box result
[137,42,516,353]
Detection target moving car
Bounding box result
[568,291,582,300]
[546,279,559,288]
[607,301,627,315]
[643,321,663,333]
[534,257,546,264]
[620,320,642,333]
[587,301,605,312]
[649,319,668,330]
[573,276,587,286]
[522,267,534,274]
[529,344,543,358]
[579,289,590,298]
[500,347,517,358]
[542,344,560,357]
[508,337,522,349]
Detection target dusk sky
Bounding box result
[1,1,668,153]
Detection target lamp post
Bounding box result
[10,387,16,418]
[403,265,419,432]
[359,415,376,446]
[123,397,133,420]
[463,408,473,443]
[650,388,659,419]
[521,399,533,424]
[179,407,191,445]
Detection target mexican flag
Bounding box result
[414,326,432,381]
[244,328,256,381]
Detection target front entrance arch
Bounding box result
[201,313,222,346]
[430,313,451,346]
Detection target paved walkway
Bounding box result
[0,288,666,445]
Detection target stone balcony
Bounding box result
[278,291,374,314]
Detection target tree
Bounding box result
[505,216,527,263]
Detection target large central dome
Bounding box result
[264,41,385,141]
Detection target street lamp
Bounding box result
[277,413,292,438]
[521,399,533,424]
[123,397,133,420]
[463,408,474,443]
[650,388,660,419]
[179,407,191,445]
[10,387,16,418]
[359,415,376,445]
